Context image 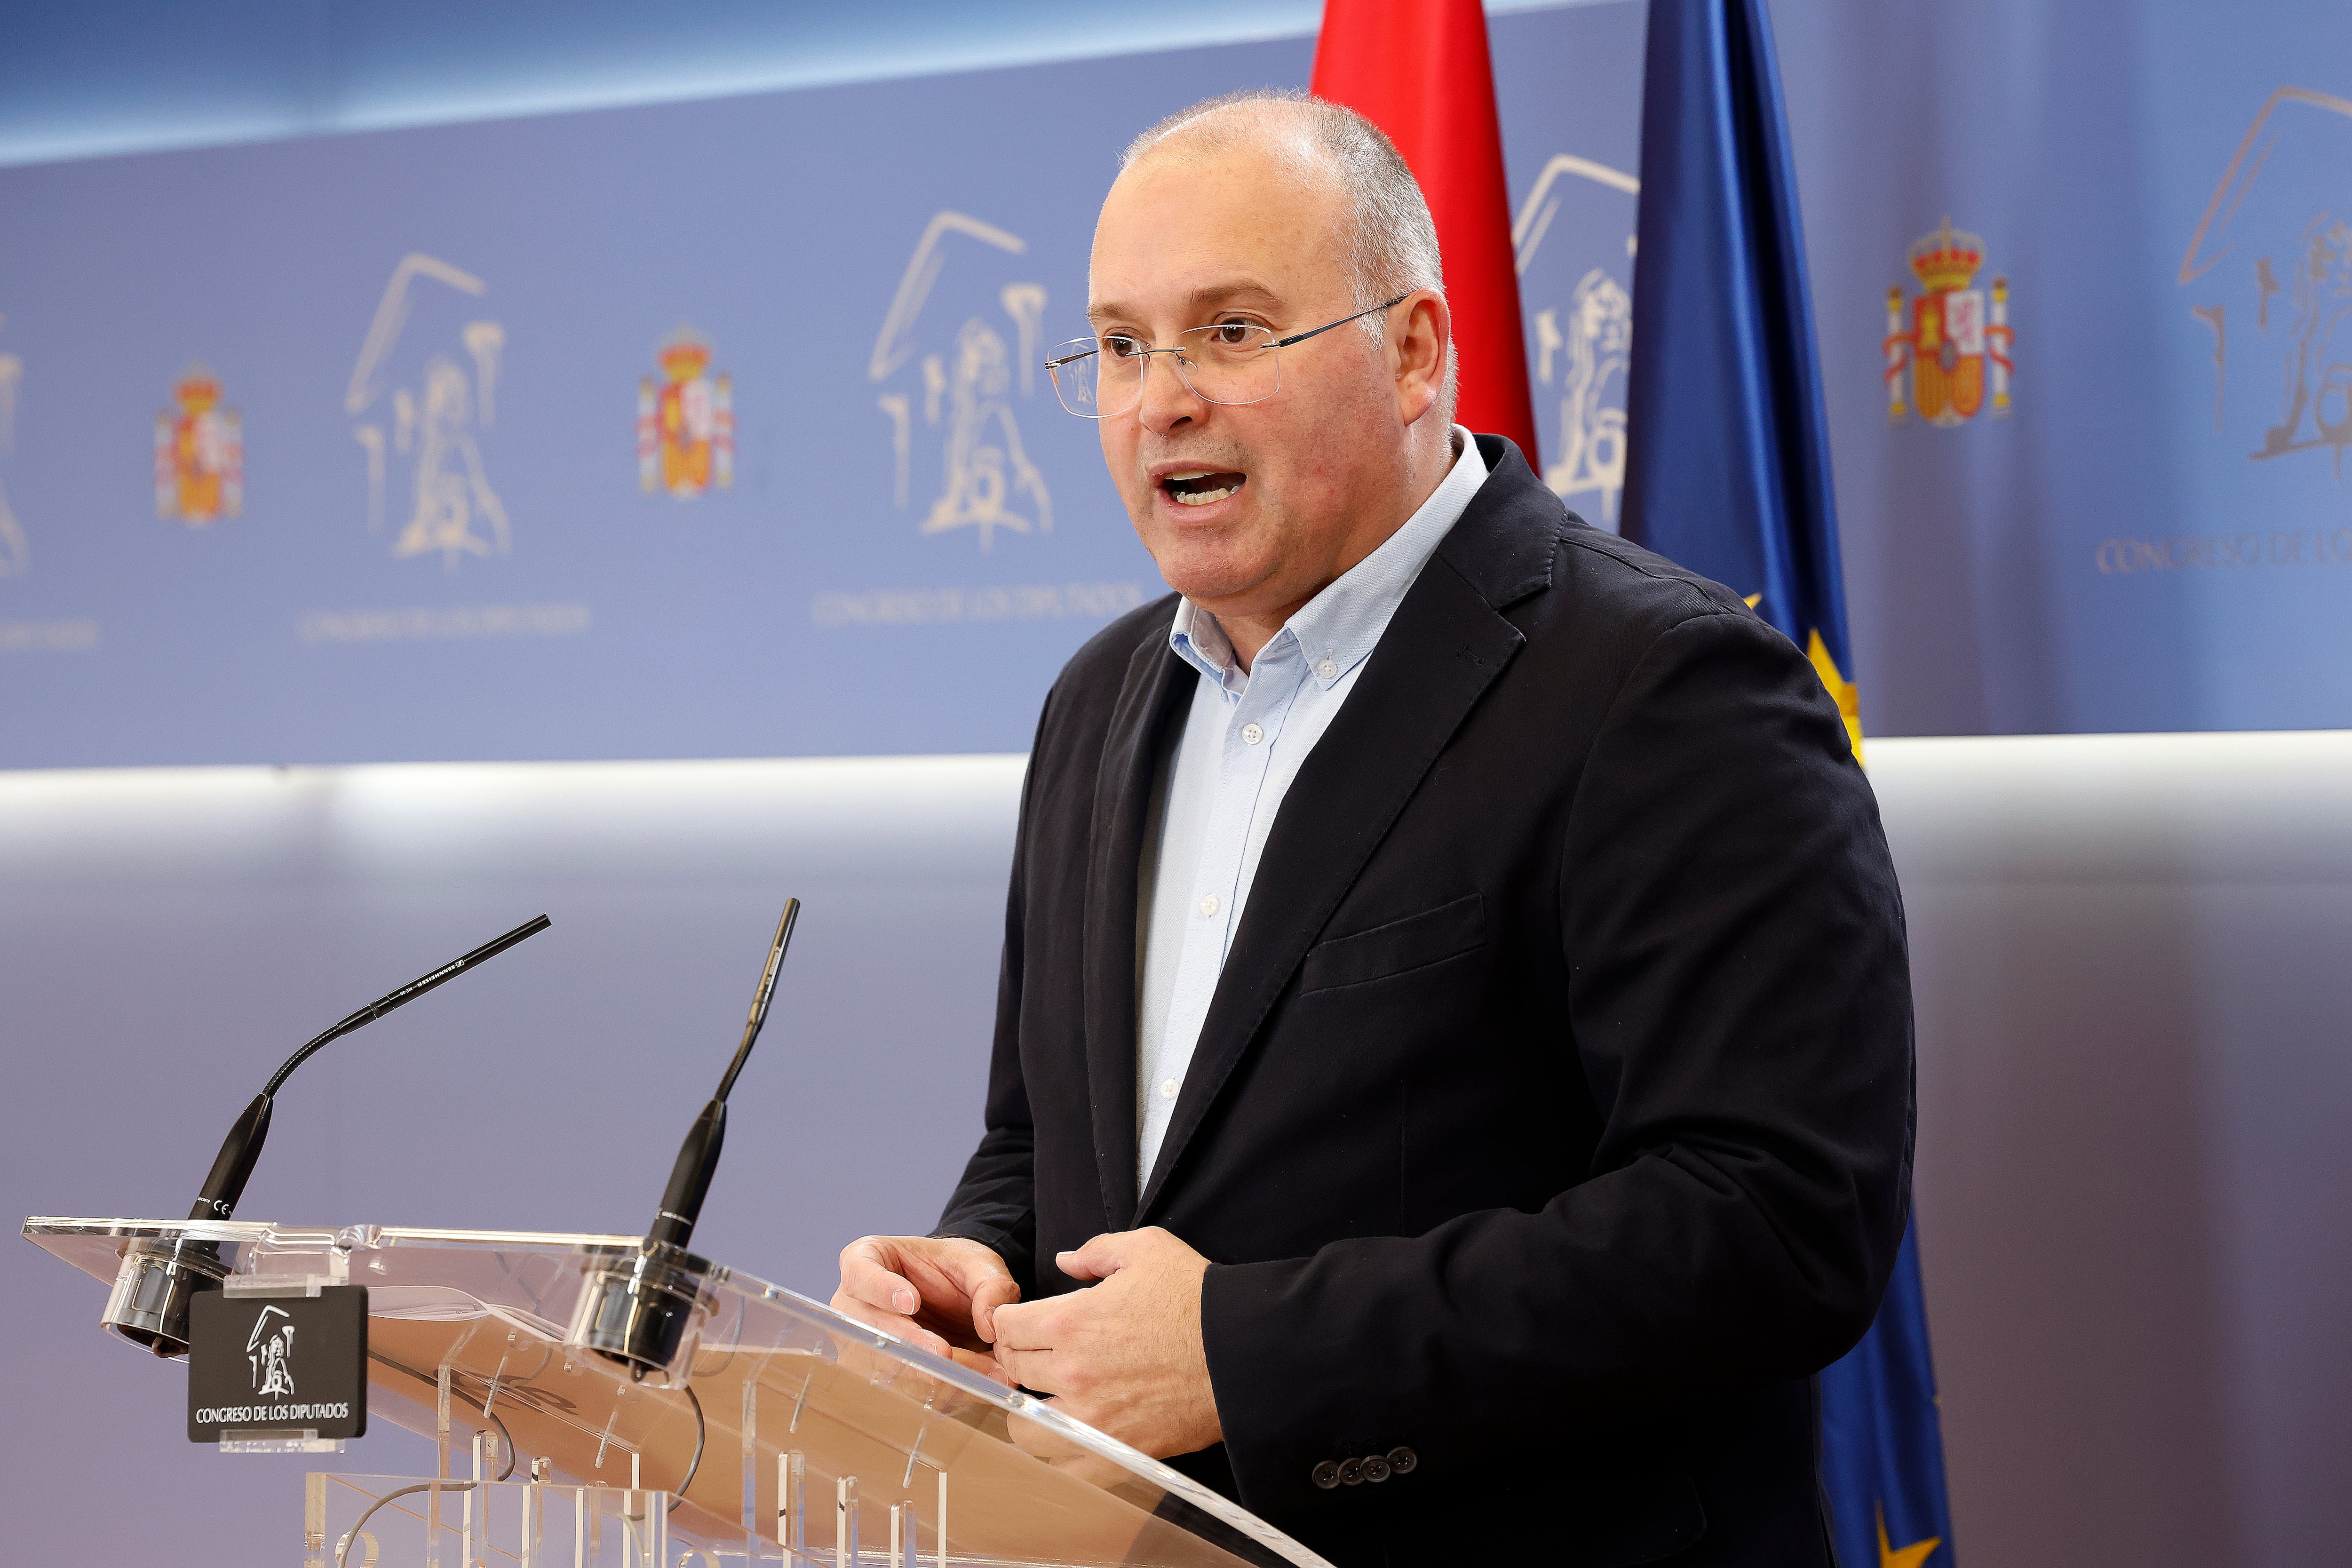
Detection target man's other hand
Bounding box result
[991,1227,1222,1460]
[833,1234,1021,1378]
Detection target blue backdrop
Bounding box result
[5,0,2352,755]
[1774,0,2352,735]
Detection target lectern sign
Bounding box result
[186,1286,368,1442]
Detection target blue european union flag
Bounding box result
[1621,0,1859,756]
[1619,4,1955,1566]
[1820,1221,1956,1568]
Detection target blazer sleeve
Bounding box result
[1200,607,1915,1518]
[930,688,1054,1293]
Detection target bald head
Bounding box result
[1118,92,1455,416]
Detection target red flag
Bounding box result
[1311,0,1538,460]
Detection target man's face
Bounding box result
[1088,137,1438,620]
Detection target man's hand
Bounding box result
[832,1234,1021,1379]
[991,1227,1222,1460]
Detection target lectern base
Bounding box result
[308,1469,675,1568]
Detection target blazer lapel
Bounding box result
[1081,622,1194,1234]
[1136,441,1565,1219]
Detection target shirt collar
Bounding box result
[1169,425,1488,696]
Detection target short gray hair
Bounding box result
[1120,90,1458,422]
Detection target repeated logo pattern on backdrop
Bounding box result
[152,366,242,524]
[2179,88,2352,478]
[639,326,733,500]
[344,253,510,569]
[4,2,2352,759]
[1883,218,2015,427]
[868,211,1053,550]
[2070,75,2352,591]
[1512,154,1639,530]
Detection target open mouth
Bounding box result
[1161,470,1247,507]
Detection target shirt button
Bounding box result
[1240,722,1264,745]
[1317,659,1337,679]
[1160,1077,1179,1100]
[1198,894,1219,917]
[1311,1460,1342,1490]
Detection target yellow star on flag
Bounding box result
[1805,627,1864,761]
[1877,1503,1940,1568]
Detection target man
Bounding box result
[834,90,1912,1568]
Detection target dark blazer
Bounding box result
[937,437,1914,1568]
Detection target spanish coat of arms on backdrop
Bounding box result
[1883,217,2015,427]
[154,365,243,524]
[638,325,733,500]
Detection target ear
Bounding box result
[1391,290,1450,427]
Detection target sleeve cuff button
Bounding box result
[1311,1460,1342,1490]
[1338,1458,1367,1485]
[1387,1447,1418,1474]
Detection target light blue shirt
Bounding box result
[1135,428,1489,1191]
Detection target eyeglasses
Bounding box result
[1044,294,1411,418]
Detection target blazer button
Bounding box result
[1386,1447,1418,1474]
[1311,1460,1341,1490]
[1338,1457,1367,1486]
[1361,1455,1392,1483]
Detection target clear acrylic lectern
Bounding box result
[24,1217,1333,1568]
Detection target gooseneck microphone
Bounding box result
[104,914,553,1357]
[578,898,799,1380]
[192,914,553,1226]
[647,897,799,1252]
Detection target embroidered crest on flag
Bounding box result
[638,326,733,499]
[154,366,243,524]
[1883,217,2014,426]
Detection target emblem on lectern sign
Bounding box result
[247,1304,297,1396]
[186,1285,368,1443]
[1883,217,2016,426]
[638,325,733,499]
[154,366,243,524]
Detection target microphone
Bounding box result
[103,914,553,1357]
[648,897,798,1252]
[576,898,799,1379]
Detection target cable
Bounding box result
[336,1481,474,1568]
[675,1383,707,1497]
[366,1346,702,1500]
[366,1351,518,1480]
